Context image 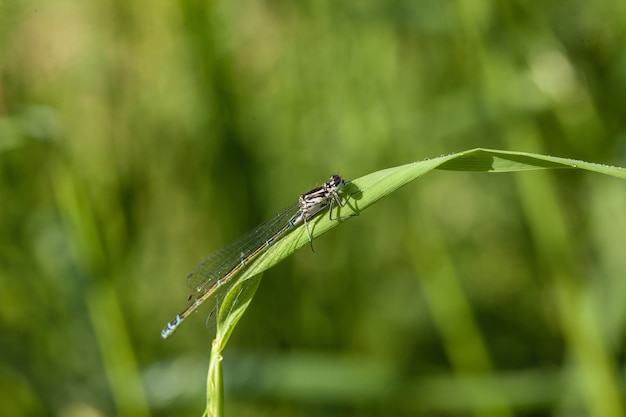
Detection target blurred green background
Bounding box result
[1,0,625,416]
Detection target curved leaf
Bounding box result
[204,148,626,416]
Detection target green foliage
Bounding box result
[2,1,626,417]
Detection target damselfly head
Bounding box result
[329,174,345,190]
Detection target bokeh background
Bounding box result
[1,0,626,416]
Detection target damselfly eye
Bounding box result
[330,174,343,187]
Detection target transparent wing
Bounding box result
[185,202,301,295]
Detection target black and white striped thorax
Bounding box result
[298,174,347,221]
[288,174,353,244]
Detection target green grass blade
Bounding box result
[436,148,626,175]
[205,273,264,417]
[203,148,626,415]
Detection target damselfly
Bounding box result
[161,174,355,339]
